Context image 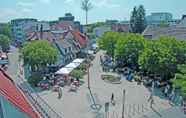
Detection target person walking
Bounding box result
[111,93,115,105]
[58,87,62,99]
[148,90,154,108]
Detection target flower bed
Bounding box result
[101,74,121,84]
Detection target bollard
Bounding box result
[133,104,136,115]
[138,104,140,113]
[128,104,131,117]
[142,104,144,112]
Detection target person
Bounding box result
[148,90,154,108]
[111,93,115,105]
[164,86,168,97]
[58,87,62,99]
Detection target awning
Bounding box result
[56,68,73,75]
[66,63,80,68]
[72,59,84,63]
[55,58,85,75]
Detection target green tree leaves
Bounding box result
[22,40,58,70]
[115,33,145,66]
[130,5,146,33]
[0,34,10,52]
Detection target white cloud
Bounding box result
[17,1,34,7]
[93,0,120,8]
[0,8,21,22]
[64,0,74,3]
[39,0,51,4]
[21,8,32,13]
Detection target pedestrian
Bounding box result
[164,87,168,97]
[58,87,62,99]
[150,97,154,108]
[148,92,153,102]
[111,93,115,105]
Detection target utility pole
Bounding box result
[122,89,126,118]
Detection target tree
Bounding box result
[139,40,177,79]
[172,64,186,99]
[98,32,122,57]
[115,33,145,67]
[22,40,58,71]
[81,0,93,25]
[158,36,186,64]
[130,5,146,33]
[130,6,138,33]
[0,24,11,38]
[0,34,10,52]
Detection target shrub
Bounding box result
[71,69,83,79]
[28,72,43,87]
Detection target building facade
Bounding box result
[11,18,38,45]
[146,12,173,25]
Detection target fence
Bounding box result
[18,81,62,118]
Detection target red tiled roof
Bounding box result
[0,69,39,118]
[27,31,56,42]
[70,30,88,47]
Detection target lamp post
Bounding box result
[122,89,126,118]
[87,63,90,89]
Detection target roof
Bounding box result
[56,39,72,49]
[27,31,56,42]
[0,69,39,118]
[50,21,74,30]
[142,25,186,40]
[70,30,88,47]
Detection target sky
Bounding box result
[0,0,186,24]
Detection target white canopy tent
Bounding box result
[66,62,80,68]
[55,67,73,75]
[72,59,84,63]
[55,58,85,75]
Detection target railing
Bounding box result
[18,82,62,118]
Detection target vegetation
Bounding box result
[28,72,43,87]
[98,32,186,81]
[98,32,122,57]
[172,64,186,98]
[115,33,145,66]
[130,5,146,33]
[0,24,11,38]
[22,40,58,71]
[71,69,84,79]
[0,34,10,52]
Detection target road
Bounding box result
[7,46,20,84]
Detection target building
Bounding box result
[51,13,83,33]
[142,25,186,40]
[146,12,173,25]
[0,68,40,118]
[27,27,88,66]
[93,26,111,37]
[143,15,186,40]
[111,23,130,32]
[11,18,38,45]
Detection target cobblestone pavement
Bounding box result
[38,51,174,118]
